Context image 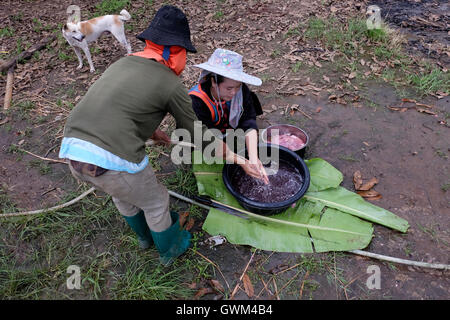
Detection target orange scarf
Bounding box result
[131,40,186,76]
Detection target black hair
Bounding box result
[204,73,225,85]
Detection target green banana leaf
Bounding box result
[304,187,409,233]
[304,158,343,192]
[194,157,373,252]
[193,155,408,253]
[202,199,373,253]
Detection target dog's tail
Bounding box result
[66,5,81,24]
[119,9,131,21]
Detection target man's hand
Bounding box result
[150,129,171,146]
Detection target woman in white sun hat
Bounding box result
[189,48,267,177]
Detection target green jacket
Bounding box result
[63,55,211,164]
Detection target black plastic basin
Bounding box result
[223,144,310,216]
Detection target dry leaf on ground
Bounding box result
[353,170,363,190]
[208,279,225,293]
[185,218,195,231]
[242,274,254,298]
[358,177,379,191]
[357,190,381,198]
[416,108,436,115]
[354,171,381,199]
[358,192,382,201]
[179,211,189,228]
[188,282,197,289]
[194,287,214,299]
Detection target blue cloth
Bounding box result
[59,137,148,174]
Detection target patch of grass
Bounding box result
[12,100,35,120]
[416,222,441,244]
[441,183,450,192]
[90,47,101,55]
[304,18,326,40]
[111,258,194,299]
[11,12,23,22]
[303,17,366,57]
[184,249,214,284]
[28,160,52,175]
[297,254,327,274]
[299,16,447,97]
[407,67,450,97]
[338,154,359,162]
[303,279,320,299]
[403,244,413,257]
[284,25,302,39]
[366,28,387,42]
[32,18,43,33]
[374,45,396,60]
[0,187,16,213]
[58,51,74,62]
[0,191,199,299]
[270,49,282,59]
[188,204,205,220]
[145,145,171,172]
[0,27,14,38]
[95,0,130,16]
[162,166,197,196]
[381,68,396,83]
[7,144,22,155]
[15,38,24,57]
[292,61,304,73]
[214,10,224,20]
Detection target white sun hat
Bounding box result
[193,48,262,86]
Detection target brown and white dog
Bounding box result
[62,6,132,72]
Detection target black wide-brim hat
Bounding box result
[136,5,197,53]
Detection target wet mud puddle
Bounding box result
[231,160,303,203]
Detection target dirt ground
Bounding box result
[0,0,449,300]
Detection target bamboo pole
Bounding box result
[3,66,14,111]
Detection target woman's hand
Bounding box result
[240,158,270,184]
[220,139,269,184]
[244,129,269,184]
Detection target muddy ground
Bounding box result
[0,0,449,300]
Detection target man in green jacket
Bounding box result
[59,5,267,265]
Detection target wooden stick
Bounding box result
[3,66,14,110]
[272,277,280,300]
[349,249,450,270]
[230,250,256,299]
[274,269,302,298]
[256,276,271,299]
[0,187,95,218]
[298,271,310,300]
[297,107,312,119]
[145,139,195,148]
[273,263,300,275]
[18,147,68,164]
[191,249,231,292]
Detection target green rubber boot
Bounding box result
[122,210,153,249]
[150,211,191,266]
